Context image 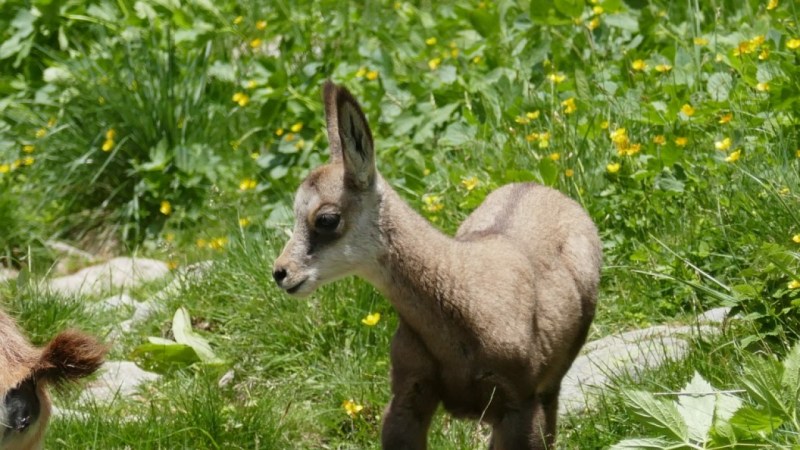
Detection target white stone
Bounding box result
[79,361,160,404]
[48,257,170,297]
[698,306,732,324]
[0,268,18,284]
[95,293,139,310]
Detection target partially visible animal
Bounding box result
[1,311,105,450]
[272,81,602,449]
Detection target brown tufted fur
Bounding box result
[273,81,602,449]
[1,310,105,450]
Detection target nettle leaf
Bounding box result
[729,405,784,440]
[712,392,743,443]
[706,72,733,102]
[677,372,715,443]
[781,342,800,392]
[172,307,223,363]
[623,390,689,442]
[609,438,675,450]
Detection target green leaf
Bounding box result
[729,406,784,440]
[604,13,640,32]
[609,438,675,450]
[172,307,222,363]
[676,372,715,443]
[539,158,558,186]
[438,121,477,147]
[623,390,689,442]
[554,0,584,18]
[131,338,200,373]
[781,342,800,392]
[530,0,575,25]
[706,72,733,102]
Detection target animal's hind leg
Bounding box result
[488,388,560,450]
[381,321,439,450]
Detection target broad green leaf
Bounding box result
[729,405,784,440]
[438,121,476,147]
[654,173,685,193]
[131,338,200,373]
[539,158,558,186]
[676,372,715,443]
[781,342,800,392]
[172,307,222,363]
[609,438,675,449]
[623,390,689,442]
[712,392,743,443]
[742,359,791,420]
[706,72,733,102]
[554,0,584,18]
[530,0,575,25]
[604,13,639,32]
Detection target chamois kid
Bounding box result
[273,82,602,449]
[1,310,105,450]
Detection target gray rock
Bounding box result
[48,257,170,297]
[560,324,719,416]
[0,268,18,284]
[95,293,139,310]
[150,260,212,302]
[79,361,160,404]
[698,306,732,324]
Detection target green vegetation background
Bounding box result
[1,0,799,448]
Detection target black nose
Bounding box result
[273,268,287,283]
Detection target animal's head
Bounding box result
[1,315,106,450]
[272,82,380,297]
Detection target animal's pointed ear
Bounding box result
[323,80,343,163]
[333,84,375,190]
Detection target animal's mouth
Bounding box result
[286,279,306,294]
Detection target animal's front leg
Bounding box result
[488,387,560,450]
[382,321,440,450]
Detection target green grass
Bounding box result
[1,0,800,448]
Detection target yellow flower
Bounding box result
[789,280,800,290]
[548,73,566,83]
[561,97,577,114]
[160,200,172,216]
[450,47,459,58]
[631,59,647,71]
[167,260,179,270]
[247,80,258,89]
[47,117,57,127]
[779,187,790,195]
[587,17,600,30]
[366,70,379,81]
[526,111,540,120]
[653,135,666,145]
[422,194,444,213]
[725,149,741,162]
[750,35,766,47]
[538,131,551,149]
[233,16,243,25]
[786,38,800,50]
[714,137,732,151]
[654,64,672,73]
[256,20,267,30]
[565,168,574,177]
[680,104,695,117]
[102,139,114,152]
[767,0,778,9]
[196,238,207,248]
[284,133,295,142]
[515,116,531,125]
[35,128,46,138]
[719,113,733,124]
[796,149,800,158]
[22,156,34,166]
[275,128,284,137]
[239,178,258,191]
[526,132,539,142]
[610,128,628,145]
[548,152,560,161]
[22,145,34,153]
[600,120,609,129]
[461,176,479,191]
[734,40,757,56]
[756,82,770,91]
[428,57,442,70]
[232,92,249,107]
[472,55,482,64]
[759,48,769,60]
[342,399,364,418]
[239,217,251,227]
[209,237,228,250]
[675,137,689,147]
[106,128,116,140]
[250,38,262,48]
[355,67,367,78]
[361,312,381,326]
[592,5,604,14]
[792,234,800,244]
[290,122,303,133]
[625,143,642,156]
[0,164,9,174]
[693,37,709,46]
[715,53,724,62]
[425,37,437,46]
[606,162,620,174]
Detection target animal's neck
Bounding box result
[361,178,466,335]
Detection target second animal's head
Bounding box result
[273,82,382,297]
[1,313,105,450]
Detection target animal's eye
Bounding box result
[314,213,340,232]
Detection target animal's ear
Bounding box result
[323,80,343,163]
[34,330,106,387]
[331,83,375,190]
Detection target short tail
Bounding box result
[34,330,106,386]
